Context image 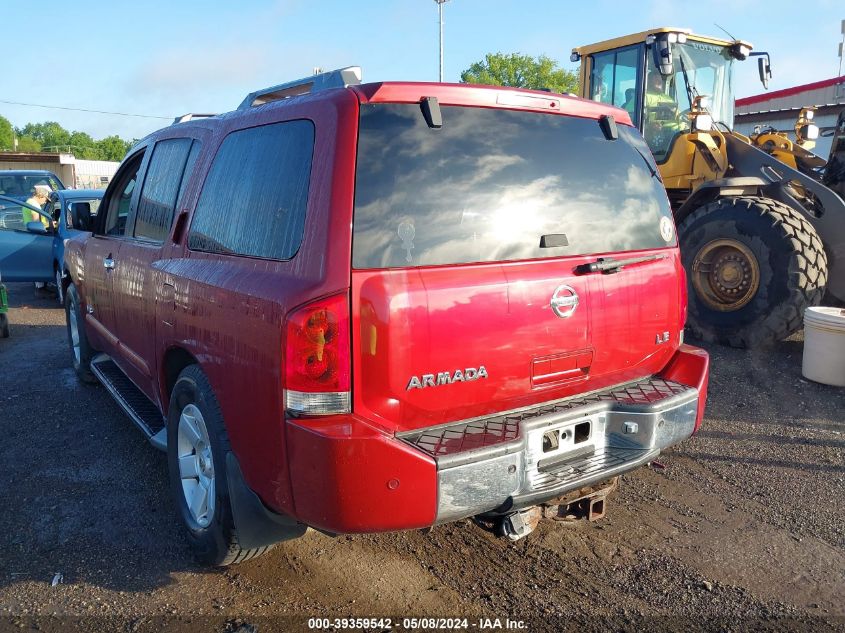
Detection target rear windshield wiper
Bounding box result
[576,253,667,275]
[634,146,662,182]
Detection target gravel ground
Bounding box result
[0,282,843,633]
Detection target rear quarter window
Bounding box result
[352,104,674,269]
[188,120,314,260]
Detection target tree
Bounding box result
[15,136,41,152]
[68,131,98,159]
[19,121,71,152]
[0,115,14,151]
[6,119,131,161]
[96,135,132,162]
[460,53,578,95]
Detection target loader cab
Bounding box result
[573,28,745,164]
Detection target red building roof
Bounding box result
[736,76,845,107]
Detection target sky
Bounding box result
[2,0,844,142]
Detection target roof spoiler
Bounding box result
[237,66,362,110]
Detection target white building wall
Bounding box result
[71,159,119,189]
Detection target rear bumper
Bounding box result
[285,345,708,533]
[399,377,699,523]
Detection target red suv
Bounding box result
[63,67,709,566]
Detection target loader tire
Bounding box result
[678,196,827,348]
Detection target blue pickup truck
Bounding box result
[0,188,103,300]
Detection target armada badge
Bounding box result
[406,366,488,390]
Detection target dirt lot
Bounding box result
[0,282,843,633]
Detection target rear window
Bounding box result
[0,174,63,201]
[352,104,674,269]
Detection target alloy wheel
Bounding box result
[177,403,216,528]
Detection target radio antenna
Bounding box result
[714,23,737,41]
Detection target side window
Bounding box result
[176,141,202,210]
[590,51,615,104]
[0,205,25,231]
[188,120,314,260]
[134,138,194,242]
[103,151,145,237]
[590,46,642,125]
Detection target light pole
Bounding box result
[435,0,450,82]
[839,19,844,77]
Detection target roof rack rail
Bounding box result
[237,66,362,110]
[173,113,217,124]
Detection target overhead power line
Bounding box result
[0,99,172,120]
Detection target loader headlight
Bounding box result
[797,123,820,142]
[692,114,713,132]
[730,43,751,60]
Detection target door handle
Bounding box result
[104,256,115,270]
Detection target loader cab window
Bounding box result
[643,41,734,163]
[589,45,643,126]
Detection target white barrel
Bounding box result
[802,307,845,387]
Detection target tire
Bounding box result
[0,313,9,338]
[64,283,97,383]
[55,268,64,305]
[167,364,272,566]
[678,196,828,348]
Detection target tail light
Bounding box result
[284,292,351,415]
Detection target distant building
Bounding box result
[0,152,118,189]
[734,76,845,160]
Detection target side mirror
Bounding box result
[652,34,674,77]
[26,221,48,235]
[757,56,772,90]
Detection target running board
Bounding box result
[90,354,167,452]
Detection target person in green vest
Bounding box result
[23,185,53,290]
[23,185,51,228]
[643,71,685,158]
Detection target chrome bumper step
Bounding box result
[531,445,653,493]
[400,377,692,463]
[397,376,699,523]
[90,354,167,451]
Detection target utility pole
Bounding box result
[839,19,844,77]
[435,0,450,82]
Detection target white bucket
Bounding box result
[802,306,845,387]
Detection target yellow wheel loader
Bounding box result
[572,28,845,347]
